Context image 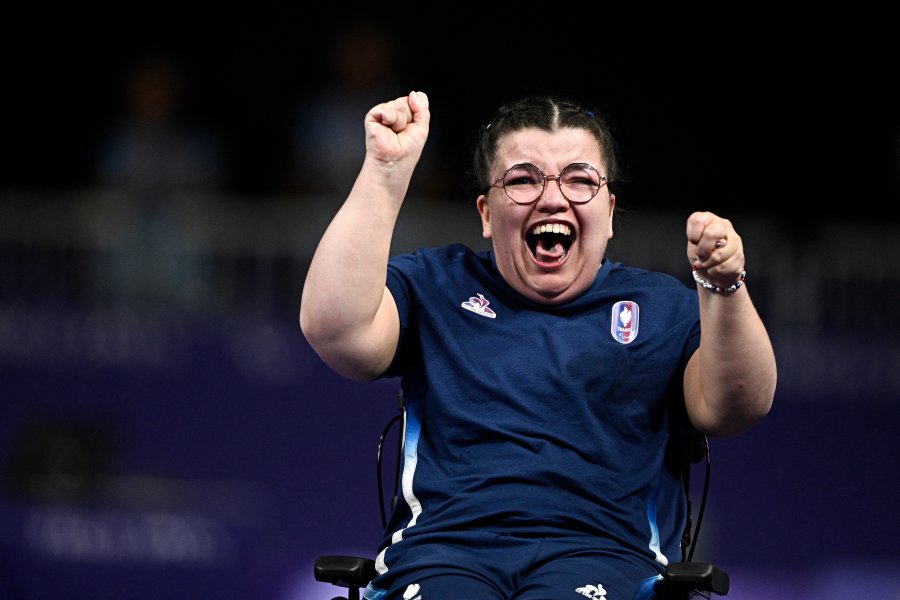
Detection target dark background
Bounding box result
[2,12,899,600]
[5,15,899,213]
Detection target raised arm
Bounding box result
[682,211,777,436]
[300,91,431,381]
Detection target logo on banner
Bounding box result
[610,301,639,344]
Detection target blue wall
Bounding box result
[2,307,898,599]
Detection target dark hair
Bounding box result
[472,96,621,195]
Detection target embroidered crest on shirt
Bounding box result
[575,583,607,598]
[461,293,497,318]
[610,300,639,344]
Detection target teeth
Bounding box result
[531,223,572,236]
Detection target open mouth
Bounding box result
[526,223,573,264]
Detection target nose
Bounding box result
[536,175,569,210]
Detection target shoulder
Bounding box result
[603,261,691,291]
[389,243,489,272]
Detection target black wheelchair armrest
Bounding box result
[314,555,377,589]
[661,561,730,596]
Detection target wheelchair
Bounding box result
[315,389,729,599]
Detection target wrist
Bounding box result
[692,267,746,295]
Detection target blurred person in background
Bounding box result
[90,53,225,311]
[287,23,451,200]
[96,53,224,196]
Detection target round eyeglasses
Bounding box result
[490,162,607,205]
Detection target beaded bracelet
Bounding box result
[692,267,747,295]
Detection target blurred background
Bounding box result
[2,11,898,599]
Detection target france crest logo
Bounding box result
[610,301,639,344]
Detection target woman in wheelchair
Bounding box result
[301,90,776,599]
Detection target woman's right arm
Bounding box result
[299,91,430,381]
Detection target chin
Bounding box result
[526,276,579,304]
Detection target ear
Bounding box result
[607,193,616,238]
[476,194,492,239]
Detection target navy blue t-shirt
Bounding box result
[381,243,700,567]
